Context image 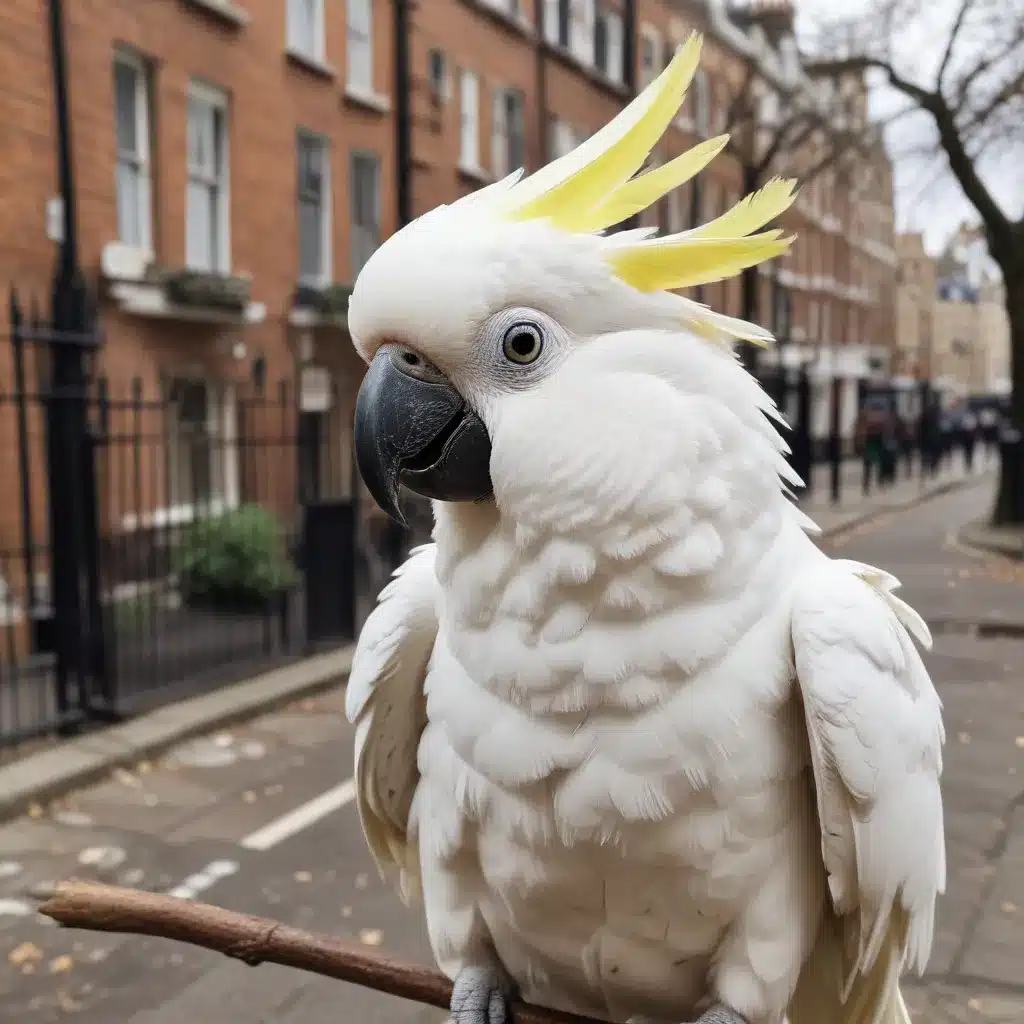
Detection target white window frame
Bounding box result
[543,0,562,46]
[458,69,481,172]
[286,0,326,62]
[597,8,624,84]
[568,0,596,66]
[113,49,153,256]
[491,86,526,179]
[185,80,231,274]
[350,149,381,277]
[639,24,661,90]
[297,130,332,286]
[346,0,374,93]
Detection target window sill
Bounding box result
[460,0,534,39]
[286,47,337,80]
[107,279,267,326]
[182,0,250,28]
[344,85,391,115]
[458,162,492,185]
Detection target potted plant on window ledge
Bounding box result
[292,282,353,324]
[147,266,253,313]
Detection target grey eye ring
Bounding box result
[502,321,544,365]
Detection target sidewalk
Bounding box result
[799,451,993,536]
[819,478,1024,1022]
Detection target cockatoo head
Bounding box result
[350,35,799,529]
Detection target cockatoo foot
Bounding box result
[690,1004,749,1024]
[450,965,514,1024]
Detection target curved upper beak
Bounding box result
[353,347,493,525]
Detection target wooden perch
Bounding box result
[39,879,603,1024]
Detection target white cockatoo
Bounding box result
[345,33,945,1024]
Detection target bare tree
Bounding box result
[718,56,881,359]
[803,0,1024,525]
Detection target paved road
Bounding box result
[0,478,1021,1023]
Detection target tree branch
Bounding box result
[936,0,975,93]
[38,880,602,1024]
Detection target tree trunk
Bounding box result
[990,266,1024,526]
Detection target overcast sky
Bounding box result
[795,0,1022,258]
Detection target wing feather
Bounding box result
[790,559,945,1017]
[345,543,439,903]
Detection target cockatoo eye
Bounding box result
[502,322,544,365]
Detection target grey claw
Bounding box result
[451,965,512,1024]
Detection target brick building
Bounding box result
[0,0,898,618]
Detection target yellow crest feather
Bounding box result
[686,177,799,240]
[607,232,795,292]
[502,33,704,228]
[483,32,799,342]
[571,135,730,234]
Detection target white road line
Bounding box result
[167,859,240,900]
[239,778,358,852]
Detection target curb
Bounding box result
[957,520,1024,562]
[816,473,983,540]
[0,645,353,824]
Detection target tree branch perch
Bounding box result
[38,879,603,1024]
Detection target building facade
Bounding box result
[0,0,899,585]
[895,228,1010,398]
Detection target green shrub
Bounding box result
[174,505,299,611]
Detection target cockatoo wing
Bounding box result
[789,558,945,1024]
[345,543,439,903]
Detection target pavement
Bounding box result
[0,472,1020,1023]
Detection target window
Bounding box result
[350,151,380,276]
[113,51,153,253]
[595,8,623,83]
[543,0,568,46]
[347,0,373,92]
[693,69,710,136]
[459,69,480,170]
[568,0,596,65]
[639,26,661,89]
[287,0,325,61]
[297,132,331,285]
[186,82,229,273]
[549,117,576,159]
[428,48,447,104]
[165,377,237,514]
[491,87,526,179]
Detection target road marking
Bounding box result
[240,778,358,852]
[167,859,239,900]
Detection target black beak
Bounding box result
[353,346,493,525]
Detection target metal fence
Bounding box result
[0,288,430,751]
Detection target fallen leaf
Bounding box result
[27,803,43,819]
[1016,736,1024,748]
[265,785,283,797]
[958,732,971,744]
[56,989,83,1012]
[137,761,153,774]
[144,793,159,807]
[49,954,74,974]
[1000,901,1017,914]
[243,791,257,804]
[359,929,383,946]
[113,768,141,788]
[9,942,43,966]
[294,871,312,883]
[354,873,369,890]
[342,905,353,918]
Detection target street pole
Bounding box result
[393,0,413,227]
[46,0,107,713]
[620,0,639,233]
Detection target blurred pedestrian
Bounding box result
[960,409,978,473]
